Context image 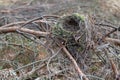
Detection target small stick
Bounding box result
[62,46,89,80]
[104,26,120,38]
[105,37,120,46]
[95,23,120,38]
[19,15,60,28]
[110,59,120,80]
[0,26,49,36]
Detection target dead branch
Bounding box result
[105,37,120,46]
[19,15,59,28]
[110,59,120,80]
[0,26,49,36]
[1,20,45,28]
[62,46,89,80]
[1,15,60,28]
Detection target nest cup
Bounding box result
[53,13,87,62]
[61,14,84,32]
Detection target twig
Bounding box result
[95,23,120,38]
[16,56,59,80]
[14,57,49,71]
[104,28,117,37]
[19,15,60,28]
[95,23,116,29]
[35,68,69,80]
[1,20,45,28]
[86,75,105,80]
[19,63,46,80]
[105,37,120,46]
[110,59,120,80]
[47,48,62,77]
[62,46,89,80]
[0,26,49,36]
[1,15,60,28]
[20,17,43,28]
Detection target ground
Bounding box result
[0,0,120,80]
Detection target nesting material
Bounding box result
[53,13,86,62]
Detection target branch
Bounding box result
[1,15,60,28]
[105,37,120,46]
[0,26,49,36]
[62,46,89,80]
[110,59,120,80]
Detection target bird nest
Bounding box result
[53,13,87,62]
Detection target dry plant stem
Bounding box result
[20,17,43,28]
[47,48,62,75]
[1,15,58,28]
[19,63,46,80]
[110,59,120,80]
[104,28,117,37]
[105,37,120,46]
[1,20,45,27]
[0,26,49,36]
[110,59,118,76]
[17,58,59,80]
[19,15,60,28]
[35,68,69,80]
[95,23,116,28]
[14,57,49,71]
[62,46,89,80]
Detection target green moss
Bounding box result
[72,13,85,21]
[52,13,85,39]
[52,24,72,40]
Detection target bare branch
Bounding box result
[62,46,89,80]
[0,26,49,36]
[110,59,120,80]
[105,37,120,46]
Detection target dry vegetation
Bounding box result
[0,0,120,80]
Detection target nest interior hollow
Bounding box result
[61,14,84,32]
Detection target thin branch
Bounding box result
[110,59,118,76]
[35,68,69,80]
[1,15,60,27]
[14,57,49,71]
[110,59,120,80]
[0,19,47,28]
[47,48,62,76]
[0,26,50,36]
[105,37,120,46]
[19,63,46,80]
[19,15,59,28]
[95,23,120,37]
[62,46,89,80]
[20,17,43,28]
[95,23,116,29]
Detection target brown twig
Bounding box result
[1,20,46,28]
[104,28,117,37]
[105,37,120,46]
[19,15,60,28]
[95,23,120,38]
[20,17,43,28]
[0,26,49,36]
[62,46,89,80]
[1,15,60,28]
[110,59,120,80]
[102,26,120,39]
